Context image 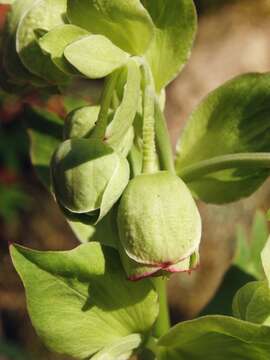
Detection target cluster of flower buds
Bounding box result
[3,0,202,281]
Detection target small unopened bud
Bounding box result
[51,138,130,223]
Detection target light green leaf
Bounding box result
[233,281,270,326]
[142,0,197,91]
[157,315,270,360]
[262,237,270,286]
[67,0,154,55]
[16,0,69,84]
[39,24,89,74]
[11,243,158,359]
[91,334,141,360]
[234,210,269,280]
[176,73,270,204]
[0,0,15,3]
[106,59,140,148]
[64,35,129,79]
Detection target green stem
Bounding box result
[91,71,119,140]
[152,277,170,338]
[141,64,156,174]
[155,99,175,174]
[178,152,270,182]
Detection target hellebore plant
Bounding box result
[2,0,270,359]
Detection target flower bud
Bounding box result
[63,106,134,157]
[63,106,99,139]
[51,138,130,223]
[117,171,201,274]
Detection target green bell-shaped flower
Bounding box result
[117,171,201,275]
[51,138,130,223]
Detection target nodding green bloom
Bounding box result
[117,171,201,280]
[51,138,130,223]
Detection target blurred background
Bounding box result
[0,1,270,359]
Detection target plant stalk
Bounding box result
[178,152,270,182]
[155,99,175,174]
[152,277,170,338]
[91,70,119,140]
[140,61,157,174]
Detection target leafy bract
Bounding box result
[64,35,129,79]
[39,24,89,74]
[16,0,68,84]
[10,243,158,359]
[262,237,270,286]
[233,281,270,326]
[142,0,197,91]
[176,73,270,204]
[157,315,270,360]
[66,0,154,55]
[106,59,140,148]
[234,211,269,280]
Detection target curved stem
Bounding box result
[90,70,119,140]
[155,99,175,174]
[141,63,156,174]
[178,152,270,183]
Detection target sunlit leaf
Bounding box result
[67,0,154,55]
[11,243,158,359]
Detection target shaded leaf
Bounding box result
[234,210,269,280]
[176,73,270,204]
[201,266,255,317]
[262,237,270,286]
[233,281,270,326]
[157,315,270,360]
